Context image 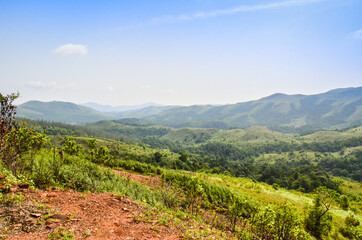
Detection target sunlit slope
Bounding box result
[142,87,362,132]
[162,126,295,145]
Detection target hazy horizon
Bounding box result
[2,0,362,106]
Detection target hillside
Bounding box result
[84,120,172,140]
[17,101,116,124]
[81,102,163,113]
[140,87,362,132]
[2,98,362,239]
[17,87,362,132]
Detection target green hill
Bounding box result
[141,87,362,133]
[17,100,116,124]
[84,120,171,140]
[16,87,362,133]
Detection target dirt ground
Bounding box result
[2,186,181,240]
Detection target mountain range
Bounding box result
[80,102,163,113]
[17,101,115,124]
[17,87,362,132]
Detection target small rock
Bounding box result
[13,223,22,228]
[24,218,37,225]
[48,192,57,197]
[30,212,42,218]
[45,219,60,225]
[25,218,38,226]
[50,214,68,220]
[46,224,56,229]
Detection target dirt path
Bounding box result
[4,187,181,240]
[112,170,163,190]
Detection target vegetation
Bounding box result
[1,91,362,239]
[18,87,362,133]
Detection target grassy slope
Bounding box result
[143,87,362,132]
[162,125,362,147]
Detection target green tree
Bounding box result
[153,151,162,163]
[0,92,19,156]
[63,136,81,156]
[339,195,350,210]
[1,123,46,176]
[305,187,334,239]
[94,146,112,164]
[86,138,97,162]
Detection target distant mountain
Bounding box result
[16,87,362,132]
[119,87,362,132]
[116,105,176,119]
[81,102,163,113]
[17,101,116,124]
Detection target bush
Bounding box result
[340,214,361,240]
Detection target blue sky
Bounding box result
[1,0,361,105]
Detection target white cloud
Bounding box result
[28,81,58,89]
[149,0,327,24]
[28,81,75,90]
[112,0,328,32]
[350,29,362,40]
[52,44,88,56]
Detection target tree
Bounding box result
[1,92,47,176]
[0,92,19,156]
[63,136,81,156]
[305,187,335,239]
[85,138,97,162]
[95,146,112,164]
[1,122,46,176]
[179,152,188,162]
[339,195,350,210]
[153,151,162,162]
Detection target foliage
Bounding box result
[47,227,74,240]
[0,92,19,156]
[250,204,310,240]
[339,214,361,240]
[305,187,335,239]
[29,149,161,205]
[0,122,46,176]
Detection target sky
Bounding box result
[1,0,362,106]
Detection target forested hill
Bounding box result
[137,87,362,132]
[17,100,116,124]
[17,87,362,132]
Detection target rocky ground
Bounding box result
[0,174,181,240]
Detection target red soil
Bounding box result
[3,187,181,240]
